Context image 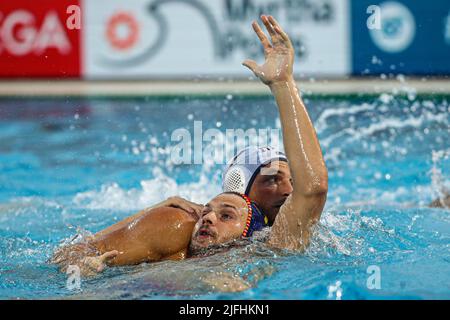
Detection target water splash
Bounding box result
[72,167,221,210]
[429,149,450,207]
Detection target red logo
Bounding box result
[106,11,139,51]
[0,0,81,77]
[0,10,71,56]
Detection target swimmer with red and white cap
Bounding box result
[51,15,328,276]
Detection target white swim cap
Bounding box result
[222,146,288,195]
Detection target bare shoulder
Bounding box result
[139,207,197,257]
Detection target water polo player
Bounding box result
[51,15,328,276]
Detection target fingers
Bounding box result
[100,250,119,262]
[252,16,292,50]
[81,256,101,274]
[252,21,271,50]
[274,25,289,42]
[98,250,118,271]
[267,16,293,48]
[183,201,203,215]
[190,203,204,217]
[177,202,203,218]
[261,15,279,44]
[80,251,118,275]
[167,196,203,217]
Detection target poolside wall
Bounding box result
[0,0,449,79]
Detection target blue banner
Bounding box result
[351,0,450,75]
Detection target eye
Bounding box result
[266,177,276,184]
[221,213,232,220]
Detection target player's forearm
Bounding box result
[270,77,328,196]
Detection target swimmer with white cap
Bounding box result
[222,14,329,243]
[51,15,328,276]
[222,146,290,226]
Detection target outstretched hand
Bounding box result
[243,15,294,86]
[80,250,119,276]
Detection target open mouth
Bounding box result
[197,228,215,239]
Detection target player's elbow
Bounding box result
[315,175,328,194]
[303,172,328,196]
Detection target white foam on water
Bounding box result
[321,109,447,148]
[72,167,221,210]
[316,103,376,133]
[430,148,450,203]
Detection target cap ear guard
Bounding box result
[222,166,246,194]
[225,193,268,238]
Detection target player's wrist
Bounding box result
[269,76,296,90]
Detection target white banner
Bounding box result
[83,0,351,78]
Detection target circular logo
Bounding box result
[106,11,139,51]
[369,1,416,53]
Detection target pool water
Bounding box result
[0,93,449,299]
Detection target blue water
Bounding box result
[0,93,449,299]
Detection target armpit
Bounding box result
[265,196,312,251]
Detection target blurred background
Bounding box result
[0,0,449,81]
[0,0,449,300]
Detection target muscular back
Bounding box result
[91,207,197,265]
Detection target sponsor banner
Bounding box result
[4,0,449,79]
[0,0,81,77]
[83,0,351,79]
[351,0,450,75]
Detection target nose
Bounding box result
[279,177,293,196]
[202,211,217,226]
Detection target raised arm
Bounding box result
[243,15,328,250]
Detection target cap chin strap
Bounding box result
[239,194,253,237]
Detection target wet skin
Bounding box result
[92,206,196,265]
[248,160,293,225]
[97,193,248,265]
[243,15,328,250]
[52,193,251,272]
[189,193,248,252]
[51,15,328,274]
